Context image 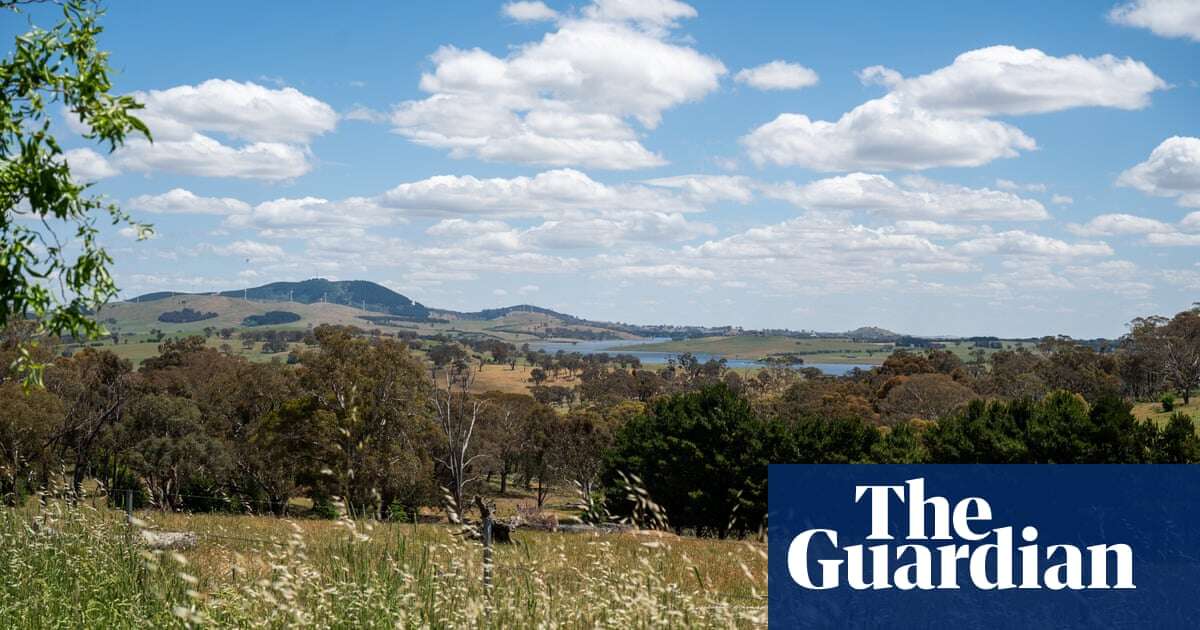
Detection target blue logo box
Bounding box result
[768,465,1200,628]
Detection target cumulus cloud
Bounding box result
[212,240,287,262]
[74,79,336,180]
[743,46,1165,171]
[953,231,1113,258]
[765,173,1049,221]
[995,179,1047,192]
[742,95,1036,171]
[224,196,394,238]
[128,188,251,215]
[877,46,1166,116]
[1117,137,1200,207]
[1067,213,1173,236]
[64,148,119,181]
[376,168,702,217]
[390,1,724,169]
[606,263,715,281]
[734,61,819,91]
[642,174,755,203]
[1109,0,1200,42]
[502,1,558,22]
[1051,194,1074,205]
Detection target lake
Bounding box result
[526,338,876,376]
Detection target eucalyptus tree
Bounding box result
[2,0,151,384]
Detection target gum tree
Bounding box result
[2,0,150,384]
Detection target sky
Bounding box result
[5,0,1200,338]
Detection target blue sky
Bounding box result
[6,0,1199,337]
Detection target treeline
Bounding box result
[0,306,1198,539]
[156,308,217,324]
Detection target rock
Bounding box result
[140,530,198,550]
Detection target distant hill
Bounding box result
[432,304,581,322]
[844,326,899,341]
[133,279,431,321]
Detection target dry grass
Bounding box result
[1132,399,1200,426]
[0,498,766,628]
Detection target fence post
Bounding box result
[125,489,133,525]
[475,496,494,594]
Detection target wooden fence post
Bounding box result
[475,496,494,594]
[125,488,133,525]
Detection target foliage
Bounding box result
[2,0,150,384]
[604,384,793,537]
[156,307,217,324]
[241,310,301,327]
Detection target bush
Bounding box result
[158,308,218,323]
[242,311,301,327]
[1162,393,1176,412]
[603,383,793,537]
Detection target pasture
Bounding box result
[0,497,766,628]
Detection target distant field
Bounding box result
[617,335,1039,365]
[1132,399,1200,427]
[618,335,893,363]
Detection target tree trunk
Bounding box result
[500,471,508,494]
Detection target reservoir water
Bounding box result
[526,338,876,376]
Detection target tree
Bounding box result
[118,394,232,511]
[476,392,539,494]
[877,373,976,424]
[604,384,793,537]
[46,348,130,494]
[1161,309,1200,405]
[300,325,435,518]
[431,363,484,515]
[549,410,613,503]
[2,0,151,383]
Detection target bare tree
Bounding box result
[432,364,485,512]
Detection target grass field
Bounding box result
[0,498,766,628]
[1132,398,1200,427]
[618,336,1039,365]
[618,335,892,363]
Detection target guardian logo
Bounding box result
[767,465,1200,629]
[788,478,1134,591]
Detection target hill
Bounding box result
[133,279,431,321]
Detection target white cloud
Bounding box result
[390,2,724,169]
[995,178,1047,192]
[64,148,119,181]
[74,80,336,180]
[1144,232,1200,246]
[128,188,251,215]
[224,196,394,238]
[1182,211,1200,231]
[953,230,1113,258]
[766,173,1048,221]
[742,46,1164,171]
[132,79,336,144]
[606,263,715,281]
[377,168,702,217]
[1117,137,1200,207]
[1067,213,1173,236]
[742,95,1036,171]
[642,174,755,203]
[502,1,558,22]
[1109,0,1200,42]
[878,46,1166,117]
[583,0,698,33]
[212,240,286,262]
[518,284,541,295]
[734,61,819,91]
[114,135,313,181]
[892,220,978,239]
[1051,194,1074,205]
